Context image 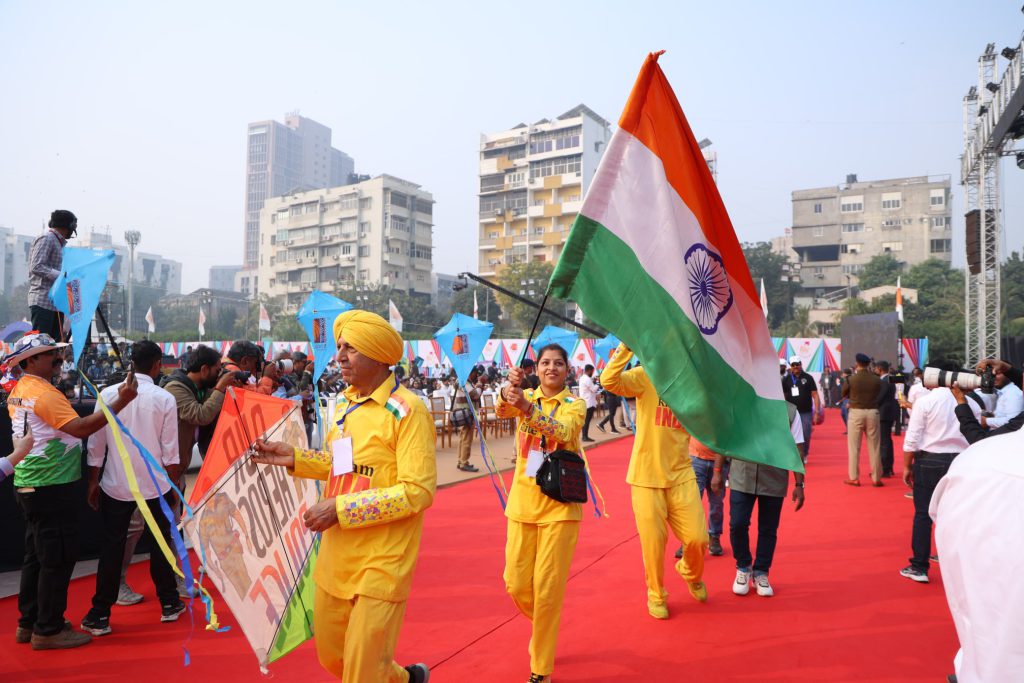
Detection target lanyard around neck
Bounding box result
[336,374,399,431]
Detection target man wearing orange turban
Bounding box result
[255,310,435,683]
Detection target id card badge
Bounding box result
[525,449,545,477]
[332,437,354,477]
[790,385,800,398]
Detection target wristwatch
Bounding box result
[794,482,805,488]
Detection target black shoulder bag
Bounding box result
[534,399,589,504]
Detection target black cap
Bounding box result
[855,353,871,364]
[49,210,77,234]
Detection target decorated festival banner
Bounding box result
[481,338,502,364]
[48,247,115,363]
[185,393,319,669]
[548,52,802,471]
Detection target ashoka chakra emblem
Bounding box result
[684,243,734,335]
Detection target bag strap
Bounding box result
[536,397,559,453]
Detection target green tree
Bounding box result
[903,258,965,364]
[448,285,503,328]
[856,254,903,290]
[741,241,791,330]
[1001,251,1024,336]
[494,261,574,336]
[782,305,818,337]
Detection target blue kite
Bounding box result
[295,291,352,383]
[593,333,622,365]
[531,325,578,357]
[435,313,493,386]
[48,247,115,364]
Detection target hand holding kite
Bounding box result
[252,439,296,468]
[116,370,138,406]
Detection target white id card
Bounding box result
[525,449,545,477]
[332,437,354,476]
[790,385,800,397]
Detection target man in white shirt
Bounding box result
[930,428,1024,683]
[982,368,1023,430]
[578,364,600,443]
[81,341,184,636]
[899,361,979,584]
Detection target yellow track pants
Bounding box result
[504,518,580,676]
[312,588,409,682]
[630,481,708,604]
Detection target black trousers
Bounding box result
[879,419,895,475]
[582,406,595,439]
[16,482,80,636]
[91,490,179,616]
[598,399,619,430]
[29,306,65,342]
[910,452,957,572]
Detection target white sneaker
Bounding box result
[754,573,774,597]
[733,569,751,595]
[115,582,143,606]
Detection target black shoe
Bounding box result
[457,463,479,472]
[160,601,186,622]
[674,545,683,559]
[610,429,621,434]
[597,424,606,433]
[582,437,596,443]
[404,663,430,682]
[709,534,723,556]
[81,611,111,637]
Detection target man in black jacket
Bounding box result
[875,361,900,478]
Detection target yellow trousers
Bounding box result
[312,587,409,683]
[630,481,708,604]
[504,518,580,676]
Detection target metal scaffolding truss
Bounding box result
[962,39,1024,363]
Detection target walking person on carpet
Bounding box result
[601,343,708,620]
[497,345,586,683]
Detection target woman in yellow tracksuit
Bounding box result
[497,344,586,683]
[601,343,708,620]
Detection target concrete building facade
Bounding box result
[790,174,952,300]
[76,229,183,294]
[431,272,461,313]
[244,113,354,270]
[0,227,35,295]
[257,174,434,311]
[477,105,611,277]
[209,265,242,292]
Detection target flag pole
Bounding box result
[456,272,604,337]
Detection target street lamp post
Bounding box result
[124,230,141,336]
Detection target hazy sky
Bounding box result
[2,0,1023,294]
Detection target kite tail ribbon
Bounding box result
[83,377,229,663]
[578,443,608,519]
[464,397,507,509]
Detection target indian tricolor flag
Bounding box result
[549,52,801,471]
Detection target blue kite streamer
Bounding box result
[48,247,114,363]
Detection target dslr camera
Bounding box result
[923,366,995,394]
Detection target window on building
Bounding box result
[358,246,370,257]
[840,244,862,254]
[304,202,319,214]
[342,244,352,255]
[339,197,357,211]
[534,227,544,235]
[290,205,302,217]
[930,189,946,207]
[841,223,863,233]
[932,216,950,229]
[882,219,902,230]
[390,215,408,232]
[529,154,582,180]
[410,245,431,259]
[813,203,822,214]
[487,231,498,239]
[840,200,863,212]
[812,226,824,237]
[359,197,372,210]
[881,241,903,252]
[842,264,864,274]
[881,192,902,210]
[390,192,407,208]
[359,222,370,236]
[930,239,952,253]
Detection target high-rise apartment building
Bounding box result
[244,113,354,270]
[209,265,243,292]
[790,174,952,299]
[257,174,434,311]
[477,105,611,277]
[0,227,35,295]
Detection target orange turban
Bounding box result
[333,310,403,365]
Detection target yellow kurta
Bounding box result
[290,373,437,603]
[496,386,587,523]
[600,344,694,488]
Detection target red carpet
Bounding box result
[1,413,957,682]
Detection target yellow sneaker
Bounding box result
[686,580,708,603]
[647,601,669,619]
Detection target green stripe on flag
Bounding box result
[551,215,802,471]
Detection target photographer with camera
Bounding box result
[221,340,262,390]
[947,359,1024,444]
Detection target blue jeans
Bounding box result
[690,456,727,536]
[840,398,849,426]
[799,411,813,457]
[729,489,784,576]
